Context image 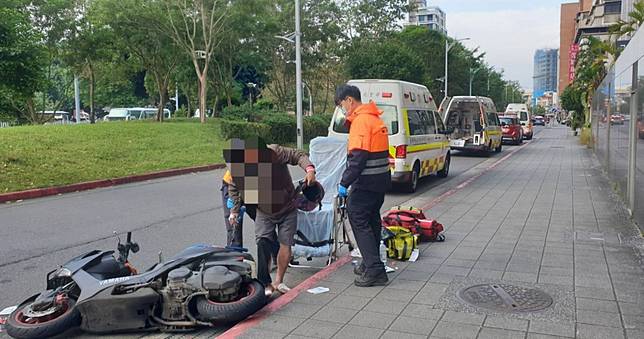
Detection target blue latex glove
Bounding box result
[338,185,348,197]
[226,198,234,209]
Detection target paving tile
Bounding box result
[625,328,644,339]
[311,305,359,324]
[397,269,433,281]
[622,314,644,329]
[435,265,471,276]
[503,271,538,283]
[238,328,287,339]
[528,320,575,338]
[576,309,623,328]
[379,330,427,339]
[284,335,317,339]
[388,315,438,335]
[376,288,417,303]
[430,321,481,339]
[326,295,371,311]
[347,310,396,329]
[483,316,529,331]
[291,319,344,339]
[331,324,384,339]
[619,301,644,316]
[387,278,426,292]
[274,302,326,318]
[538,273,573,286]
[526,333,573,339]
[574,286,616,301]
[441,310,485,326]
[468,269,504,279]
[401,303,444,320]
[341,284,384,298]
[575,297,619,313]
[294,292,338,305]
[258,315,307,334]
[477,327,526,339]
[576,323,625,339]
[362,297,408,315]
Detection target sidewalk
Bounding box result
[226,127,644,339]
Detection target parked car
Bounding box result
[532,115,545,126]
[440,96,502,155]
[499,116,523,145]
[504,109,533,140]
[610,114,625,125]
[104,108,170,121]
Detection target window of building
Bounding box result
[419,15,427,22]
[604,1,621,14]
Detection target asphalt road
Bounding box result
[0,128,542,337]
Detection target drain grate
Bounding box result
[457,283,553,313]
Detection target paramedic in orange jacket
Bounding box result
[335,85,392,287]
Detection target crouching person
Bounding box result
[224,137,316,295]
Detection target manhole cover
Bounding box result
[457,283,553,313]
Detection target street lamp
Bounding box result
[246,82,257,107]
[445,37,470,99]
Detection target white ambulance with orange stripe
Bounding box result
[328,79,451,193]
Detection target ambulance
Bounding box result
[439,96,503,155]
[328,79,451,193]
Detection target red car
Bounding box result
[499,116,523,145]
[610,114,625,125]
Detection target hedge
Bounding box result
[218,113,333,145]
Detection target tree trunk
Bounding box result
[199,74,207,124]
[89,63,95,124]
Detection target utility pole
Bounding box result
[295,0,303,149]
[74,75,81,123]
[175,82,179,113]
[469,67,480,96]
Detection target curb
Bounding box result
[217,255,352,339]
[217,140,531,338]
[0,164,226,203]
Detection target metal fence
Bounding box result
[0,122,11,128]
[591,28,644,230]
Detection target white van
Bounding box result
[440,96,502,155]
[103,108,170,121]
[505,103,533,140]
[328,79,451,192]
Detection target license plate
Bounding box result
[450,140,465,147]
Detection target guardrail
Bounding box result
[0,122,11,128]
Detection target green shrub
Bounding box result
[173,108,189,118]
[219,119,271,141]
[220,105,278,122]
[263,114,296,144]
[304,114,331,141]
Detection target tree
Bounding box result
[0,0,47,123]
[609,0,644,38]
[162,0,230,123]
[345,39,426,85]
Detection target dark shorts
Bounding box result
[255,209,297,246]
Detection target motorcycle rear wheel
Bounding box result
[194,280,266,324]
[5,294,80,339]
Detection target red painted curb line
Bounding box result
[0,164,226,203]
[217,255,352,339]
[217,141,531,338]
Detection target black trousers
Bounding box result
[347,188,386,277]
[221,182,257,247]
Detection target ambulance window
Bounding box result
[377,105,399,135]
[424,111,437,134]
[520,111,528,121]
[408,110,425,135]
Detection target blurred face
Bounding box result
[338,96,358,116]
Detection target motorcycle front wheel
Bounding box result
[5,294,80,339]
[194,280,266,324]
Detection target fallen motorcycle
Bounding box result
[4,232,266,338]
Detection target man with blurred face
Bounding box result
[223,137,316,295]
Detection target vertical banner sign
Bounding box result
[569,44,580,82]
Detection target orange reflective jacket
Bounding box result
[341,102,391,192]
[223,169,233,184]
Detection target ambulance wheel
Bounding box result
[404,163,420,193]
[494,142,502,153]
[437,154,450,178]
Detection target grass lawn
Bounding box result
[1,119,227,193]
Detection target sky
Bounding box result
[428,0,567,91]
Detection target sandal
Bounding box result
[276,283,291,294]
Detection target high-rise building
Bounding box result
[559,3,579,95]
[533,49,559,105]
[621,0,635,20]
[408,0,447,34]
[575,0,622,43]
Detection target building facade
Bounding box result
[575,0,622,43]
[559,3,579,95]
[533,49,559,105]
[408,0,447,34]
